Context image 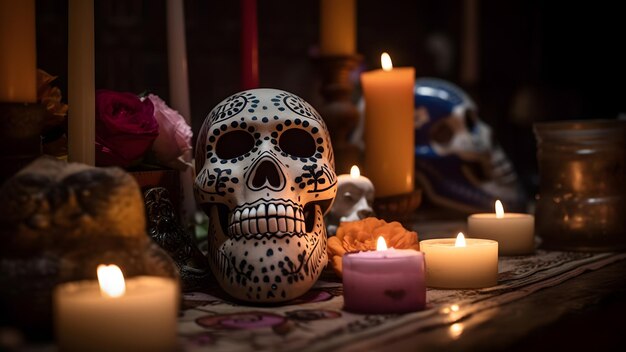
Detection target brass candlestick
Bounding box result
[316,54,362,175]
[0,102,45,184]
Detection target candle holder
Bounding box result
[0,102,45,184]
[534,119,626,251]
[373,189,423,223]
[315,54,362,175]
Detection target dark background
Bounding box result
[35,0,626,198]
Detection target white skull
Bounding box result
[414,78,525,211]
[326,170,375,235]
[194,88,337,302]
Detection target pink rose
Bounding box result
[147,94,193,170]
[95,89,159,167]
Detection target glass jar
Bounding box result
[534,119,626,251]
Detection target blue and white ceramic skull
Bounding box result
[194,88,337,302]
[413,78,526,212]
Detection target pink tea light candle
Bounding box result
[421,233,498,289]
[468,200,535,255]
[343,236,426,314]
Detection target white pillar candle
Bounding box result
[361,53,415,197]
[421,232,498,289]
[343,236,426,314]
[54,265,179,352]
[166,0,196,230]
[68,0,95,165]
[319,0,356,56]
[0,0,37,102]
[467,200,535,255]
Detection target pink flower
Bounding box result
[147,94,193,170]
[95,89,158,167]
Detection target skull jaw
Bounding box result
[206,204,328,303]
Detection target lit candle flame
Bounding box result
[381,52,393,71]
[455,232,466,247]
[376,236,388,251]
[350,165,360,178]
[450,304,460,312]
[495,200,504,219]
[97,264,126,298]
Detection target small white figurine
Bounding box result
[326,165,375,235]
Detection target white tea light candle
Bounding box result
[421,233,498,289]
[468,200,535,255]
[54,264,178,352]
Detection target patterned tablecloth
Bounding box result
[176,250,626,352]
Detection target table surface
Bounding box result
[354,259,626,352]
[374,214,626,352]
[4,216,626,352]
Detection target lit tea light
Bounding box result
[420,232,498,289]
[467,200,535,255]
[343,165,375,193]
[342,236,425,314]
[54,264,178,352]
[97,264,125,298]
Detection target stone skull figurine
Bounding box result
[194,88,337,302]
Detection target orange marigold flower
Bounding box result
[327,217,420,277]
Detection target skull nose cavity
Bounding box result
[248,158,285,191]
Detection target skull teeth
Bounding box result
[228,203,306,238]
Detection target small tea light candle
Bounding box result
[340,165,374,192]
[421,233,498,289]
[343,236,426,314]
[468,200,535,255]
[54,264,178,352]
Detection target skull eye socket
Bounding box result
[279,128,316,158]
[464,109,477,132]
[215,130,254,159]
[429,119,454,145]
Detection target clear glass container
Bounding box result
[534,119,626,251]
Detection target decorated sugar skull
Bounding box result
[413,78,526,212]
[194,88,337,302]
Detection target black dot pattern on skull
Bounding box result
[208,92,256,125]
[206,212,328,301]
[194,89,337,302]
